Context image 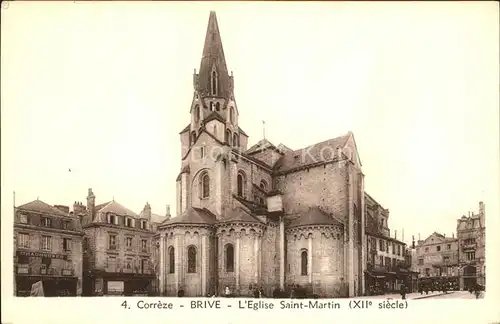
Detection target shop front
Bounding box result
[365,271,387,296]
[16,275,78,297]
[84,270,155,296]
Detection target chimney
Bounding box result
[395,230,397,239]
[452,232,455,239]
[87,188,96,220]
[54,205,70,214]
[412,235,415,249]
[166,204,171,219]
[479,201,485,216]
[142,202,152,220]
[73,201,87,215]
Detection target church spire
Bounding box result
[194,11,233,98]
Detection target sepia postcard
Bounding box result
[1,2,499,324]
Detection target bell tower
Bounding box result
[190,11,240,148]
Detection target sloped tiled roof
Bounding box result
[219,207,264,224]
[245,138,281,155]
[96,201,138,218]
[288,207,343,228]
[17,199,68,216]
[238,126,248,137]
[151,213,168,224]
[161,207,216,226]
[180,124,191,134]
[274,133,350,173]
[203,112,225,124]
[233,195,268,215]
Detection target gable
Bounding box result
[343,132,362,168]
[422,233,447,245]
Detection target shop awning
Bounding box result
[365,271,386,279]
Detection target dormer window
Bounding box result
[108,214,117,225]
[126,218,133,228]
[19,213,28,224]
[141,220,147,230]
[216,102,220,111]
[42,217,52,227]
[211,70,218,95]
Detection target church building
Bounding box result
[156,11,366,298]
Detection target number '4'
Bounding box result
[121,301,128,309]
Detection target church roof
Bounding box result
[180,124,190,134]
[161,207,216,226]
[204,111,226,124]
[219,207,264,224]
[238,126,248,137]
[17,199,68,216]
[96,201,138,218]
[246,138,282,155]
[274,133,351,173]
[288,207,343,229]
[197,11,231,97]
[233,195,268,215]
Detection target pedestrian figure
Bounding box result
[224,286,231,297]
[259,287,264,298]
[177,288,185,297]
[273,286,281,298]
[400,284,407,300]
[253,287,260,298]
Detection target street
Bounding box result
[356,290,483,300]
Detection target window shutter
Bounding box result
[116,236,120,249]
[60,237,64,252]
[132,218,135,228]
[115,216,119,225]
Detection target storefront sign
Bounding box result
[17,250,66,259]
[107,281,124,293]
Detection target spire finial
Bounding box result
[262,120,266,139]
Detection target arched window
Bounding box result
[233,133,239,147]
[215,102,220,111]
[211,71,217,95]
[259,180,268,191]
[237,172,246,197]
[230,107,235,124]
[225,244,234,272]
[301,250,308,275]
[201,172,210,198]
[168,246,175,274]
[225,129,232,145]
[191,131,196,145]
[187,246,197,273]
[194,105,200,123]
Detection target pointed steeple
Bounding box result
[194,11,233,98]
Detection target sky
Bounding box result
[1,2,499,245]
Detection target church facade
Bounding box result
[156,11,366,298]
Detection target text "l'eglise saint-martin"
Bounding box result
[237,300,341,310]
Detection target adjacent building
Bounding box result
[364,193,410,295]
[81,189,157,296]
[413,232,459,290]
[457,201,486,290]
[149,206,170,295]
[156,11,366,298]
[13,200,84,296]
